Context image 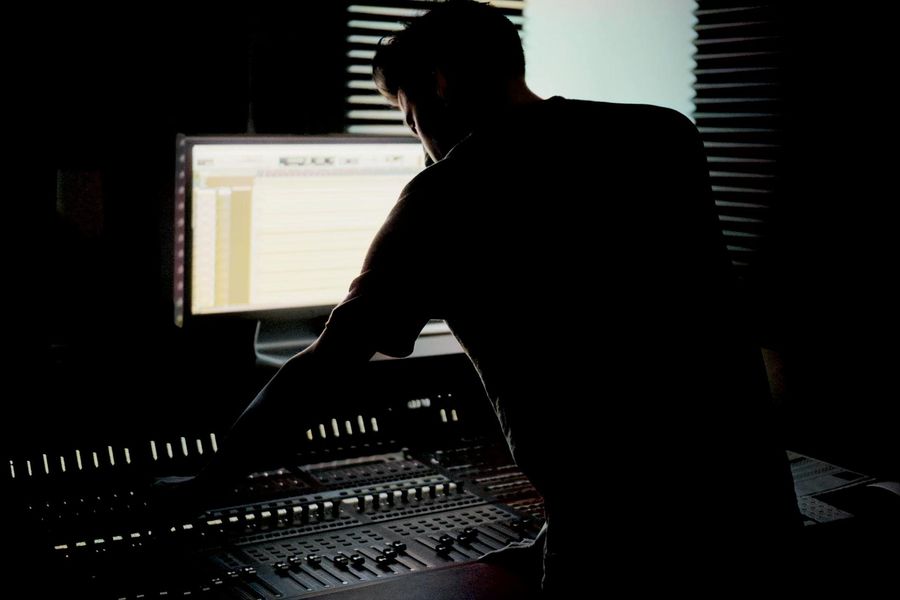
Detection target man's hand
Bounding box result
[149,474,221,522]
[479,521,546,579]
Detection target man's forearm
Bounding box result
[199,348,322,482]
[199,336,375,484]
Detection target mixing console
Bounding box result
[4,358,545,599]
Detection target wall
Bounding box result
[524,0,697,119]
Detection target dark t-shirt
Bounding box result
[322,97,798,582]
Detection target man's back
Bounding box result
[389,96,799,582]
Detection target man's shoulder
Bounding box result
[385,159,460,223]
[558,97,694,129]
[400,160,440,190]
[402,154,465,197]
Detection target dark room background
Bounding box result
[2,2,896,484]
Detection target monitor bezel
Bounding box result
[173,134,422,328]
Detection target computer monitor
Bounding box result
[173,135,426,327]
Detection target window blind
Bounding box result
[693,2,784,273]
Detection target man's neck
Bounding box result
[466,79,543,129]
[505,79,543,106]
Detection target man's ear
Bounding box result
[434,69,450,102]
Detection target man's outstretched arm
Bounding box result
[196,329,379,486]
[174,178,439,498]
[195,196,436,487]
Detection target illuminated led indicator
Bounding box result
[357,415,366,434]
[210,433,219,453]
[206,519,222,526]
[165,442,174,459]
[331,418,340,437]
[371,417,379,433]
[112,535,123,541]
[75,541,87,547]
[451,409,459,422]
[94,538,105,545]
[75,449,83,471]
[306,429,314,441]
[92,451,100,468]
[8,460,14,479]
[108,446,115,466]
[440,409,448,423]
[54,544,68,551]
[319,424,327,439]
[345,420,353,435]
[124,448,131,464]
[26,460,32,477]
[130,532,141,539]
[180,437,188,457]
[150,441,158,461]
[196,439,204,455]
[43,453,50,475]
[182,523,193,530]
[59,456,66,473]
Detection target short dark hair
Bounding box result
[372,0,525,104]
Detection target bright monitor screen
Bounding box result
[174,136,426,326]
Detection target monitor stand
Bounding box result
[254,319,463,368]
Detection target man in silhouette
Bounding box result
[197,0,800,592]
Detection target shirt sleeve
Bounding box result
[316,175,448,358]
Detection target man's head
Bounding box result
[372,0,527,161]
